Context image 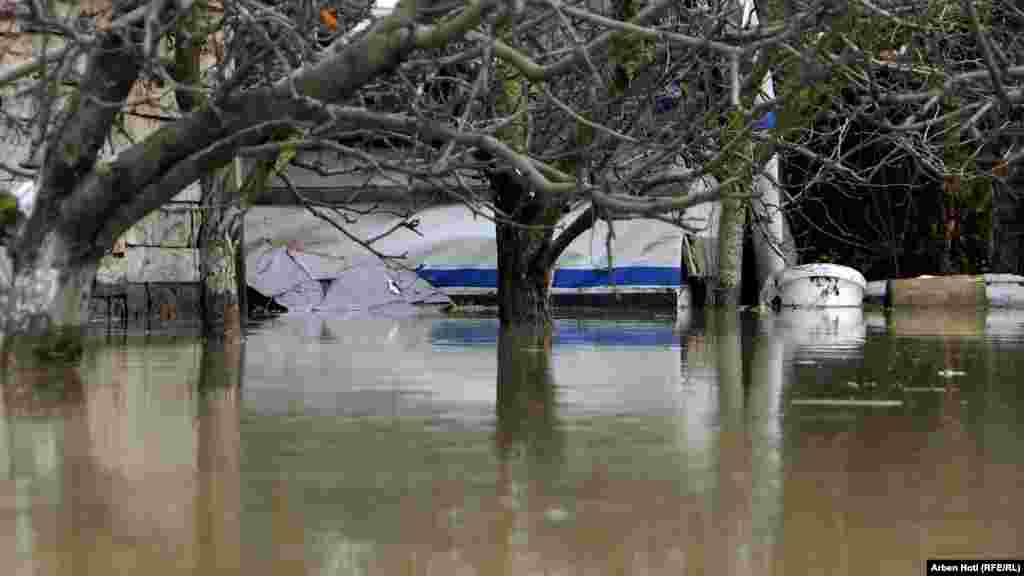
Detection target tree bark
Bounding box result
[708,107,755,307]
[2,229,98,338]
[496,231,554,325]
[493,175,558,326]
[198,167,246,338]
[173,3,246,338]
[490,25,562,327]
[712,187,747,306]
[2,23,141,341]
[197,153,285,336]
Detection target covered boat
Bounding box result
[403,205,685,307]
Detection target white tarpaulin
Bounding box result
[318,256,451,312]
[246,245,450,312]
[247,245,322,299]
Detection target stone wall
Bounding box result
[89,281,202,328]
[92,183,202,327]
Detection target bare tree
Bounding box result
[763,0,1024,278]
[0,0,870,345]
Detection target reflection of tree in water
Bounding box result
[0,340,87,575]
[495,324,563,474]
[196,338,243,575]
[0,340,86,419]
[710,310,754,576]
[198,337,244,396]
[0,338,253,575]
[458,324,566,576]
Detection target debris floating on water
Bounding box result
[937,369,966,378]
[791,399,904,407]
[545,507,570,523]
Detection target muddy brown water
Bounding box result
[0,308,1021,575]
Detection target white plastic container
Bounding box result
[761,263,867,308]
[984,274,1024,308]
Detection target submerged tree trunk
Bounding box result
[491,34,561,327]
[495,233,553,325]
[493,175,559,326]
[1,27,141,342]
[197,152,285,336]
[708,106,755,307]
[198,166,246,338]
[712,187,748,306]
[173,5,246,339]
[2,230,99,340]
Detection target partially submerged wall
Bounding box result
[92,184,202,327]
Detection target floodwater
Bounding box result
[1,307,1022,575]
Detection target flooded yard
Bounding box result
[1,308,1022,574]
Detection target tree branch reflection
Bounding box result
[495,324,563,473]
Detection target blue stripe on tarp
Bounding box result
[429,319,680,348]
[553,267,680,288]
[416,266,681,288]
[416,268,498,288]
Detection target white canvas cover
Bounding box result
[247,245,314,296]
[246,244,450,312]
[246,245,327,311]
[273,280,326,312]
[318,256,451,312]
